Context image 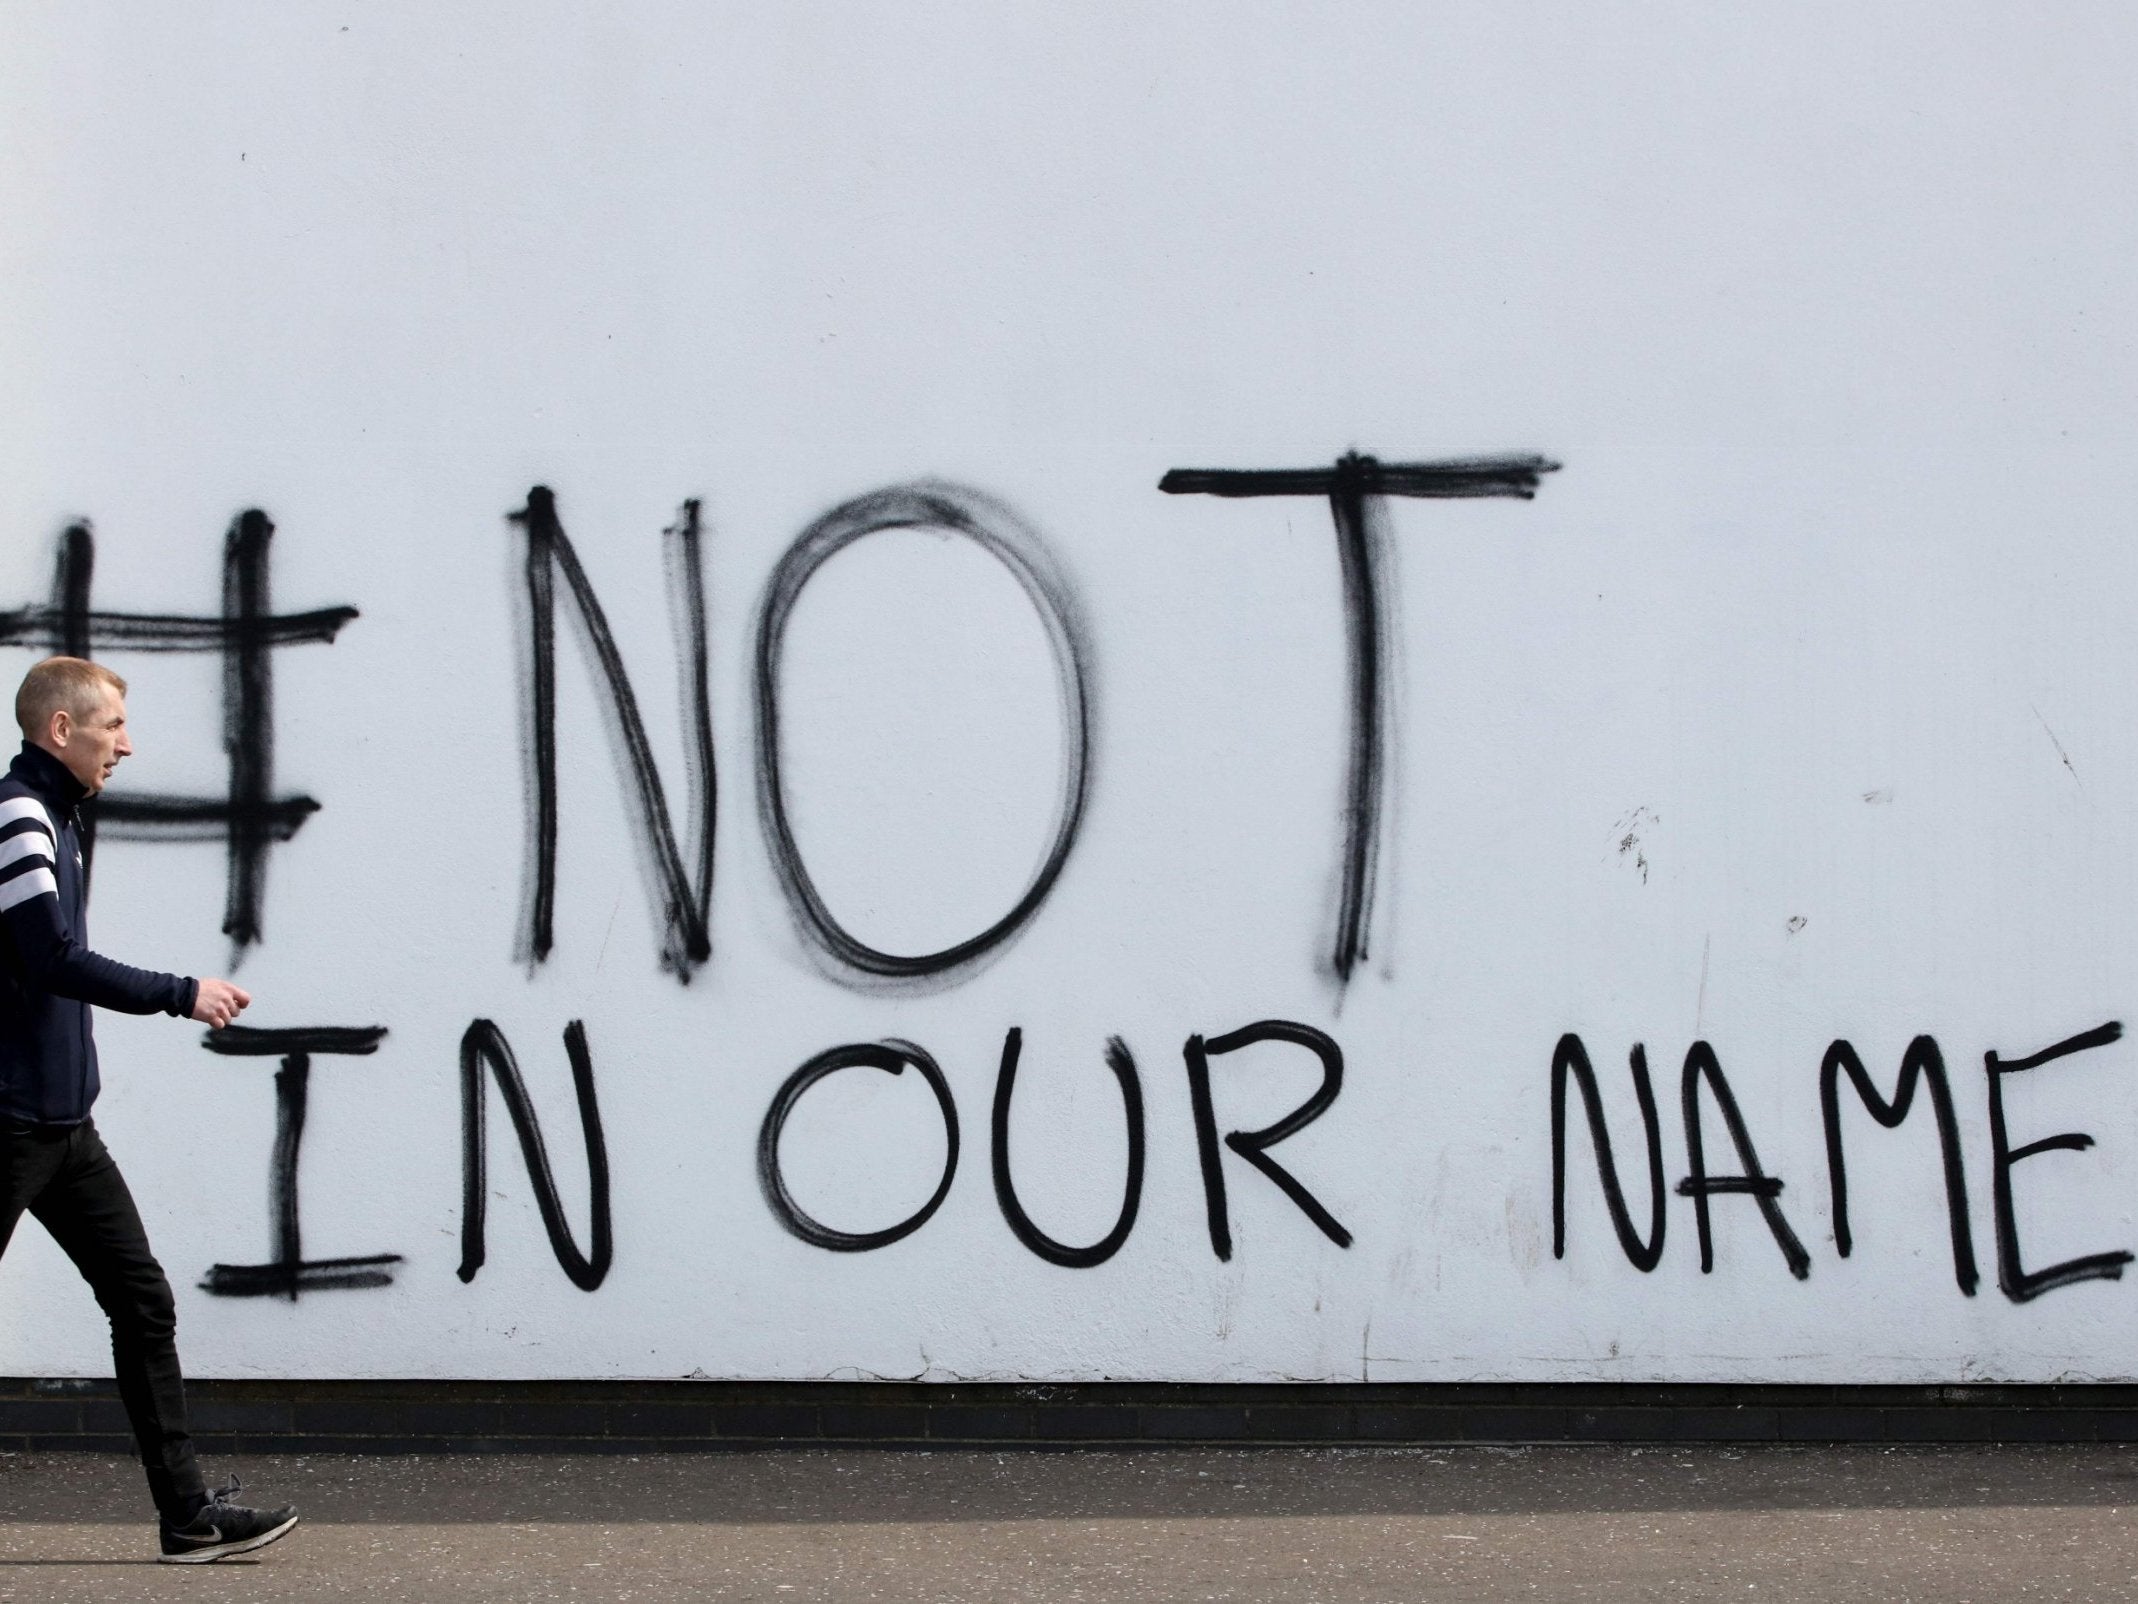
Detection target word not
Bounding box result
[511,453,1554,991]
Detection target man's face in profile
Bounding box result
[54,689,133,794]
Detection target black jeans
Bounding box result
[0,1119,203,1520]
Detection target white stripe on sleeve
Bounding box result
[0,832,54,872]
[0,796,54,836]
[0,866,58,911]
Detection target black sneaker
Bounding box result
[157,1476,300,1564]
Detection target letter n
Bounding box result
[458,1019,613,1291]
[1551,1034,1666,1270]
[511,486,715,980]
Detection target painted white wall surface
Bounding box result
[2,3,2136,1383]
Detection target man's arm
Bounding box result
[0,820,198,1018]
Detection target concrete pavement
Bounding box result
[2,1444,2134,1600]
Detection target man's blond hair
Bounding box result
[15,657,127,739]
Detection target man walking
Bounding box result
[0,656,299,1562]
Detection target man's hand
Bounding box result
[191,978,252,1029]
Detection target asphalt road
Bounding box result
[2,1444,2133,1601]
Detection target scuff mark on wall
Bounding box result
[2031,703,2082,786]
[1612,807,1658,884]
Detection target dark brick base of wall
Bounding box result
[5,1379,2137,1454]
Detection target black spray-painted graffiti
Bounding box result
[992,1028,1144,1269]
[511,480,1094,989]
[457,1018,613,1292]
[1985,1022,2135,1302]
[512,455,1549,990]
[0,514,357,953]
[1679,1039,1812,1281]
[511,490,715,980]
[1550,1036,1667,1273]
[755,484,1093,985]
[749,1021,1342,1271]
[1185,1021,1351,1261]
[758,1040,962,1252]
[1822,1037,1977,1296]
[197,1025,400,1298]
[438,1018,1335,1290]
[1553,1022,2130,1305]
[1160,453,1559,981]
[20,460,2133,1320]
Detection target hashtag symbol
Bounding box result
[0,511,358,955]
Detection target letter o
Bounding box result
[753,482,1093,981]
[757,1040,960,1251]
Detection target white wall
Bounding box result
[3,3,2137,1381]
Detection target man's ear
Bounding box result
[47,710,72,748]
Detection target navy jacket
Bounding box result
[0,743,197,1125]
